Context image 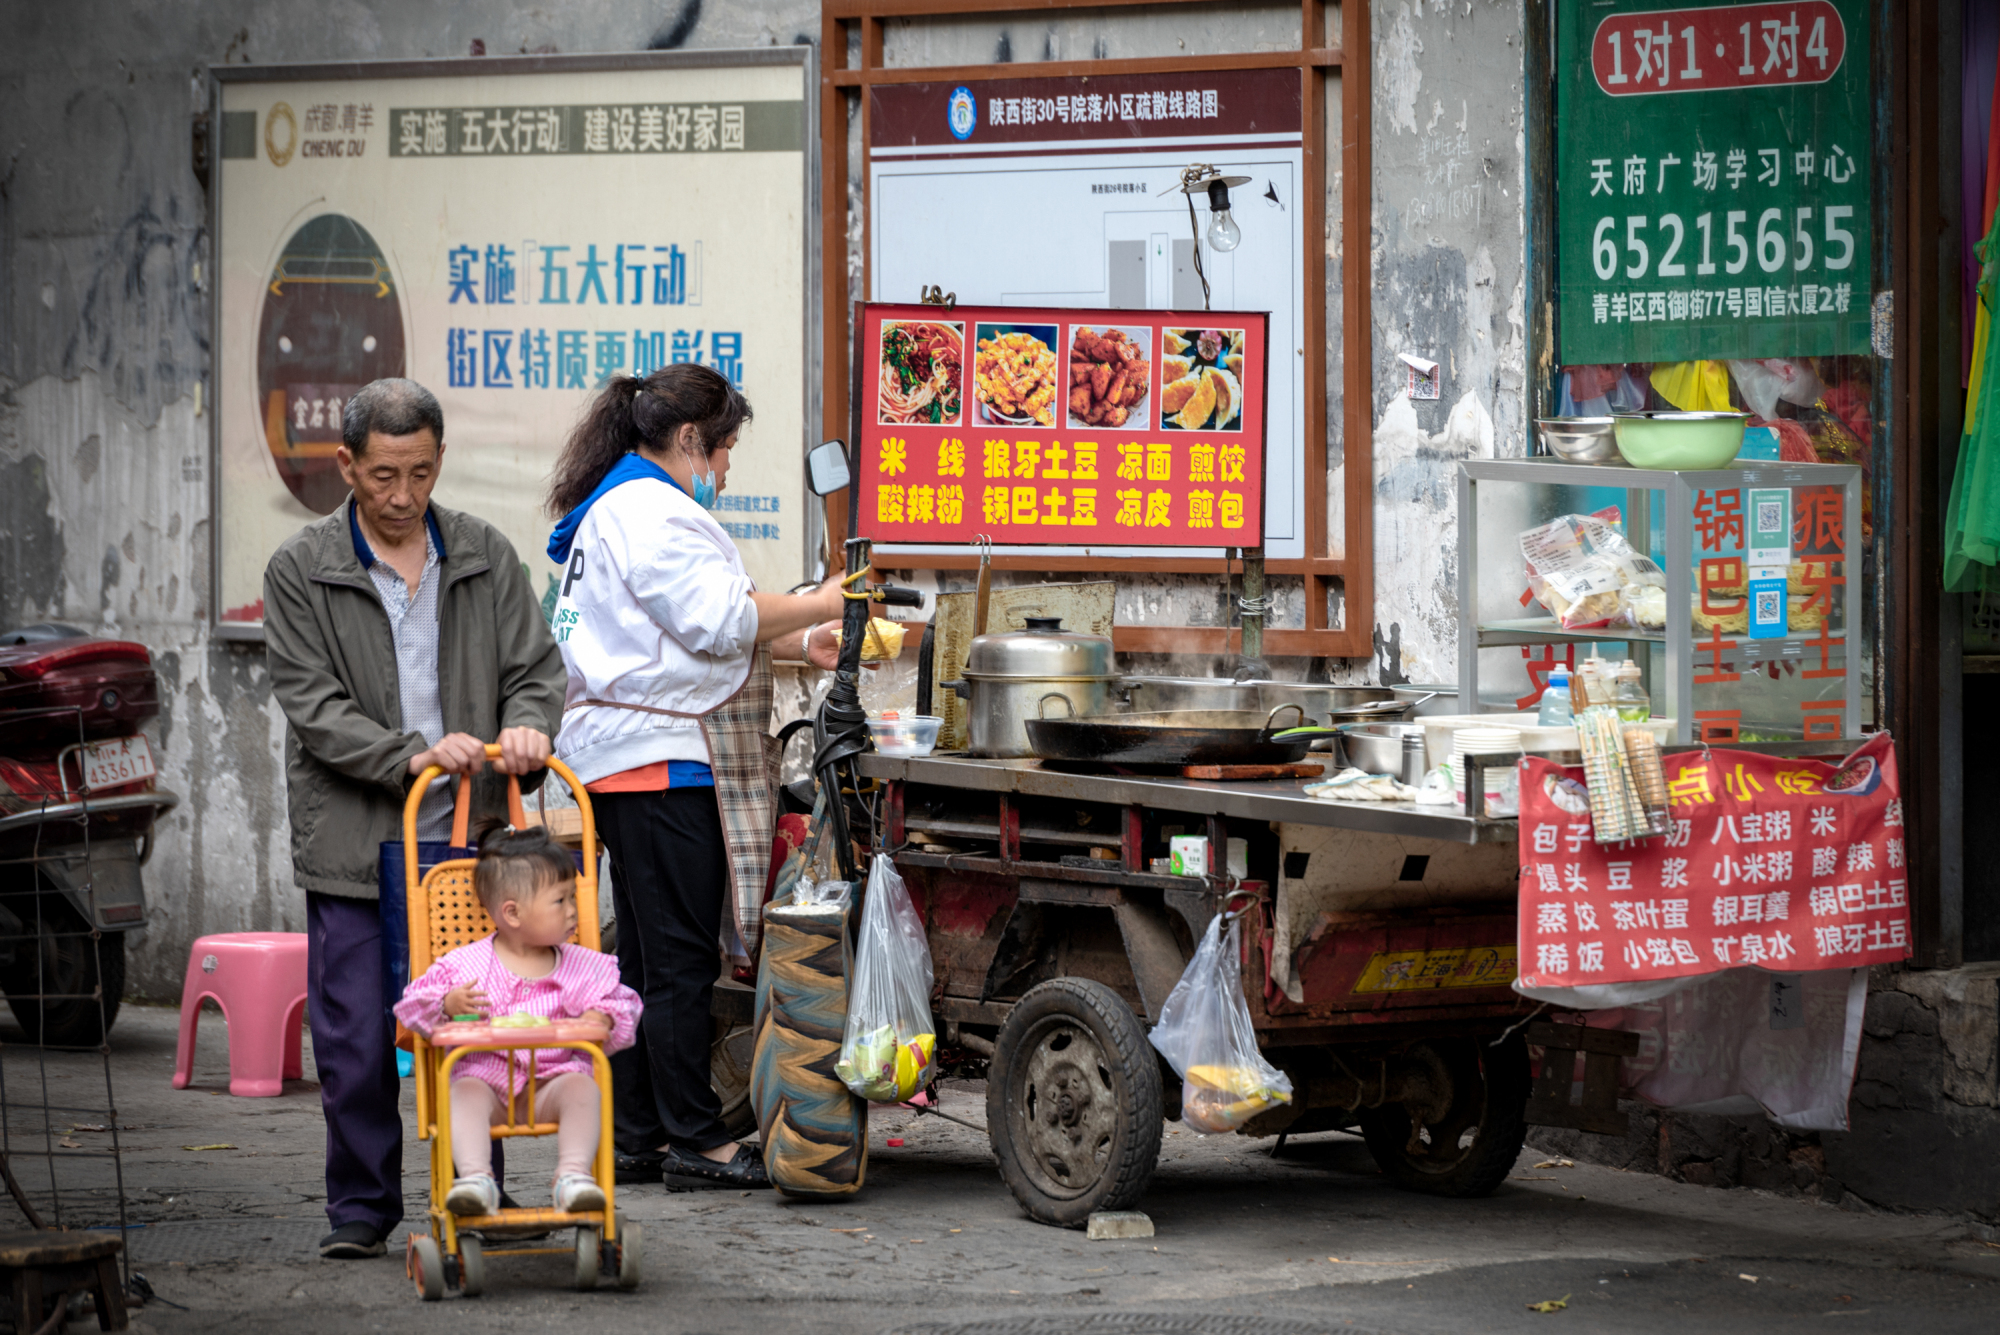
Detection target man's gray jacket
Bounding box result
[263,499,566,900]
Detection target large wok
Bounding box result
[1025,703,1331,767]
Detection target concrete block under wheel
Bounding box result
[1086,1211,1154,1239]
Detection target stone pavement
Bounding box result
[3,1004,1996,1334]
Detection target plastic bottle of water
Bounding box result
[1537,666,1574,726]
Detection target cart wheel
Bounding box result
[573,1227,600,1290]
[409,1235,445,1302]
[1357,1034,1529,1198]
[616,1223,642,1290]
[987,977,1162,1227]
[457,1235,485,1297]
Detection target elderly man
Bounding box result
[264,378,565,1259]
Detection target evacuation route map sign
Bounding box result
[858,303,1268,548]
[1556,1,1872,363]
[1515,732,1910,990]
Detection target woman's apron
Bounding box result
[574,644,779,965]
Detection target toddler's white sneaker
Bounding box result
[445,1173,499,1217]
[554,1172,606,1213]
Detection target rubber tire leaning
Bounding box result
[987,977,1162,1227]
[1356,1033,1531,1198]
[573,1227,600,1290]
[4,897,124,1046]
[410,1235,445,1302]
[456,1236,484,1297]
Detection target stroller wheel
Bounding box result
[457,1236,485,1297]
[616,1223,642,1290]
[409,1235,445,1301]
[573,1226,600,1290]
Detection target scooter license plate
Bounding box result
[80,736,155,791]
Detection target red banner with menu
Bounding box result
[858,303,1267,546]
[1514,733,1909,990]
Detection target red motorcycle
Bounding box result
[0,624,179,1043]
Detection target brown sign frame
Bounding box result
[819,0,1373,658]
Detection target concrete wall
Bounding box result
[1367,0,1528,687]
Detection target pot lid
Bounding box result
[963,616,1114,679]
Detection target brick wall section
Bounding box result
[1527,966,2000,1222]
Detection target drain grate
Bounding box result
[90,1219,413,1265]
[891,1317,1373,1335]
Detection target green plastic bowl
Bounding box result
[1611,411,1749,470]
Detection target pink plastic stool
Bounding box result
[171,932,309,1098]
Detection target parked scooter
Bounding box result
[0,624,180,1044]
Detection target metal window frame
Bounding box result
[818,0,1374,658]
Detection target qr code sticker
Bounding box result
[1755,589,1781,622]
[1757,500,1783,533]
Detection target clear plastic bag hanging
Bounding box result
[835,854,937,1102]
[1147,914,1293,1134]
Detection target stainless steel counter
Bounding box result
[856,753,1517,845]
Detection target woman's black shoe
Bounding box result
[614,1149,666,1185]
[661,1142,769,1188]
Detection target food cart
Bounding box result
[853,751,1537,1226]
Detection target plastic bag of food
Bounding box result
[1147,914,1293,1134]
[835,854,937,1102]
[1520,510,1667,631]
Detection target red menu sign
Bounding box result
[1515,733,1910,991]
[858,303,1267,547]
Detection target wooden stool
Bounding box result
[0,1230,127,1332]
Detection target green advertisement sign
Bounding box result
[1556,1,1872,365]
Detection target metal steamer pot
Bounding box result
[943,617,1120,758]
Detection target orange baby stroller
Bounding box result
[400,746,637,1299]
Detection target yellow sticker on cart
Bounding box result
[1353,946,1517,993]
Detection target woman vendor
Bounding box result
[545,364,843,1187]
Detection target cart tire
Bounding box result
[1357,1034,1529,1198]
[573,1227,600,1290]
[457,1236,484,1297]
[616,1223,642,1290]
[410,1235,445,1302]
[987,977,1161,1227]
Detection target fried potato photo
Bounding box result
[1066,325,1153,429]
[974,325,1060,427]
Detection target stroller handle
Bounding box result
[401,746,598,904]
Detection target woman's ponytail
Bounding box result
[544,364,751,518]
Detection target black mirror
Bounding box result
[807,439,851,496]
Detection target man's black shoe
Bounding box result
[662,1142,768,1188]
[615,1149,666,1185]
[318,1222,387,1259]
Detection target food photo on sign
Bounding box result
[858,302,1267,550]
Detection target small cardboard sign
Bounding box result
[1399,352,1440,401]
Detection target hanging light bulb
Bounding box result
[1205,178,1241,253]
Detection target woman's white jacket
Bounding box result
[550,474,757,783]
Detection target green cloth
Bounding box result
[1946,216,2000,592]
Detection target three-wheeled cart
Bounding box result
[851,752,1555,1226]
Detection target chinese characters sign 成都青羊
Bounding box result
[857,304,1267,548]
[1556,1,1871,364]
[1515,733,1909,991]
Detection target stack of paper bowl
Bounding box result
[1450,726,1524,773]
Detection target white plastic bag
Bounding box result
[1147,915,1293,1134]
[835,854,937,1102]
[1520,510,1667,631]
